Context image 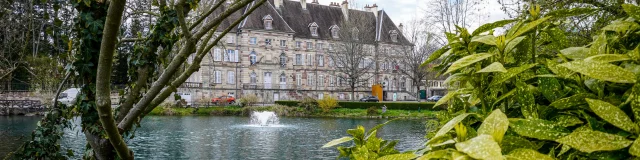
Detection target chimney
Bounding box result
[371,3,378,18]
[398,23,404,32]
[341,0,349,20]
[274,0,283,10]
[311,0,319,4]
[330,2,339,7]
[301,0,307,10]
[364,4,370,12]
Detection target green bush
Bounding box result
[366,106,378,116]
[317,96,339,113]
[238,94,258,107]
[274,101,299,106]
[300,97,319,112]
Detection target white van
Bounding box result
[175,92,193,107]
[54,88,81,106]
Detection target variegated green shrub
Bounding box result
[325,3,640,160]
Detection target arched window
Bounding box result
[280,73,286,83]
[279,52,287,67]
[352,28,359,40]
[250,72,257,84]
[330,25,339,39]
[250,50,257,65]
[308,22,319,37]
[389,30,398,42]
[263,15,273,30]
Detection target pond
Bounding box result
[2,115,428,159]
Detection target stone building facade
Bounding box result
[179,0,420,103]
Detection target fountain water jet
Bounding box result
[249,111,279,126]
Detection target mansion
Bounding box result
[178,0,445,103]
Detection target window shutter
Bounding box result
[301,54,305,65]
[234,50,239,62]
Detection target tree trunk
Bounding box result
[416,85,421,102]
[85,131,115,160]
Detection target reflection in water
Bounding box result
[2,116,426,159]
[0,116,41,157]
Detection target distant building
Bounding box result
[179,0,420,103]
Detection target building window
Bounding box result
[296,41,302,48]
[330,25,339,39]
[250,37,257,44]
[317,55,324,66]
[306,42,313,49]
[228,71,235,84]
[280,53,287,67]
[400,78,406,89]
[316,43,323,51]
[319,75,324,87]
[279,40,287,47]
[280,73,286,83]
[308,74,314,86]
[329,75,335,86]
[306,54,312,66]
[225,49,234,62]
[263,15,273,30]
[214,71,222,84]
[213,48,222,61]
[309,22,319,37]
[250,72,257,84]
[250,51,257,65]
[265,38,272,46]
[390,30,398,42]
[296,74,302,86]
[295,54,302,65]
[226,36,234,43]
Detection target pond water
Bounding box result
[2,115,428,159]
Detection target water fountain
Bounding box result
[249,111,279,126]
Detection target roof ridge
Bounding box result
[239,0,253,29]
[267,0,295,32]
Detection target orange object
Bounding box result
[211,95,236,104]
[372,84,383,102]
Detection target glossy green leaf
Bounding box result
[559,60,636,83]
[509,119,570,140]
[516,81,537,119]
[472,19,517,36]
[553,115,584,127]
[478,109,509,144]
[586,98,638,133]
[501,135,539,154]
[549,93,595,109]
[423,46,450,65]
[546,7,597,18]
[417,149,452,160]
[602,20,640,33]
[322,137,353,148]
[376,153,417,160]
[445,53,494,74]
[630,138,640,157]
[455,135,502,160]
[590,32,607,56]
[444,73,469,86]
[477,62,507,73]
[505,148,553,160]
[584,54,631,63]
[434,90,459,108]
[366,119,397,138]
[556,129,632,153]
[504,36,525,54]
[622,4,640,20]
[492,88,516,107]
[537,67,563,102]
[631,84,640,123]
[471,35,497,46]
[510,16,551,39]
[490,63,537,86]
[560,47,593,60]
[434,113,471,138]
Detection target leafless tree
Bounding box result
[395,19,440,101]
[328,12,376,100]
[424,0,485,43]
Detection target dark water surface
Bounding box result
[0,116,42,157]
[3,116,427,159]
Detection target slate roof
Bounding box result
[210,0,411,45]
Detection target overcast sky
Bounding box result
[314,0,510,32]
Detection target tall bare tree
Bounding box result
[424,0,484,43]
[328,12,376,100]
[395,19,440,101]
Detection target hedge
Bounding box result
[275,101,443,111]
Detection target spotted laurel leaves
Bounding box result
[505,148,553,160]
[490,63,537,86]
[584,54,631,63]
[500,135,540,154]
[586,99,638,133]
[455,135,502,160]
[556,129,633,153]
[630,139,640,157]
[477,62,507,73]
[445,53,494,74]
[505,36,525,54]
[552,115,584,127]
[549,93,595,109]
[560,47,593,60]
[590,32,607,55]
[559,60,636,83]
[622,4,640,20]
[472,19,517,36]
[510,16,552,40]
[509,119,570,140]
[631,84,640,123]
[602,20,640,33]
[516,81,537,119]
[478,109,509,143]
[434,90,458,108]
[376,153,417,160]
[435,113,471,138]
[471,35,497,46]
[322,137,353,148]
[423,46,450,66]
[537,67,563,102]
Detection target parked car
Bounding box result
[211,95,236,104]
[427,95,443,102]
[53,88,81,106]
[359,96,379,102]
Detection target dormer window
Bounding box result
[308,22,319,37]
[263,15,273,30]
[330,25,339,39]
[352,28,359,40]
[390,30,399,42]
